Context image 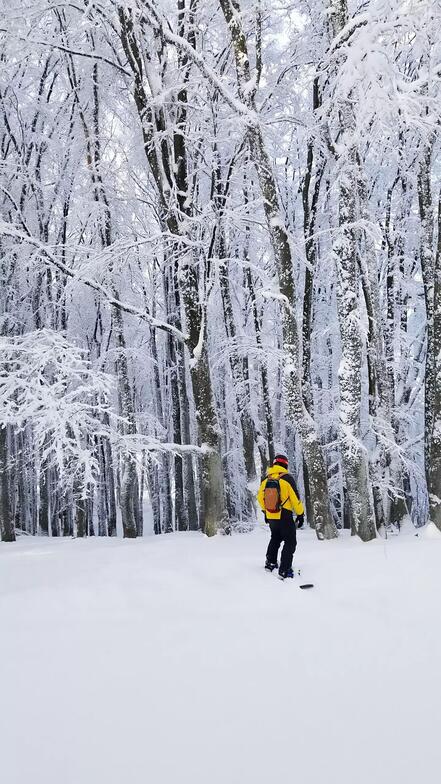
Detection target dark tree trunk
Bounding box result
[0,426,15,542]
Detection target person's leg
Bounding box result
[279,517,297,574]
[266,520,283,566]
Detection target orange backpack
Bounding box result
[263,478,281,513]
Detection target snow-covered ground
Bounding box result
[1,525,440,784]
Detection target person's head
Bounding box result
[273,453,288,470]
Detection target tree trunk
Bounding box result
[118,7,227,535]
[416,141,441,529]
[245,266,275,469]
[333,146,376,541]
[218,231,256,515]
[219,0,336,539]
[302,77,323,417]
[178,358,199,530]
[248,130,336,539]
[417,142,435,482]
[164,263,187,532]
[427,186,441,529]
[327,0,376,541]
[0,426,14,542]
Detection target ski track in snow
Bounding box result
[1,527,440,784]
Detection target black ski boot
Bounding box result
[264,561,278,573]
[278,568,294,581]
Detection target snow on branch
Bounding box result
[0,329,114,493]
[0,221,188,343]
[117,435,214,459]
[140,1,258,124]
[328,13,370,55]
[0,29,131,77]
[0,329,213,495]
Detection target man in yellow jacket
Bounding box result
[257,453,304,580]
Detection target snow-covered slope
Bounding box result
[1,527,440,784]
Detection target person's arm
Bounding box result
[284,474,305,516]
[257,479,266,512]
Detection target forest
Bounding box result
[1,0,441,544]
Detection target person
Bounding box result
[257,453,304,580]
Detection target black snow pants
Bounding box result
[266,512,297,573]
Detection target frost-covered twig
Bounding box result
[0,221,188,343]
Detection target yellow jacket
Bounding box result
[257,466,304,520]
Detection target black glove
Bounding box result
[297,514,304,529]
